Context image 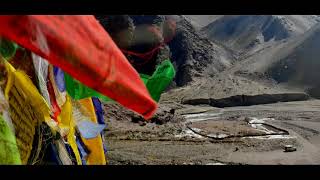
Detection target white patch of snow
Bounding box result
[187,117,221,123]
[207,133,229,139]
[243,134,295,140]
[183,112,223,123]
[248,117,275,124]
[206,162,225,165]
[248,117,277,134]
[183,112,222,118]
[191,128,202,133]
[175,129,204,139]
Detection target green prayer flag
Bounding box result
[64,59,175,102]
[0,115,22,165]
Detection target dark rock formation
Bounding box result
[182,93,310,107]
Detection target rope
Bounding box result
[120,18,177,66]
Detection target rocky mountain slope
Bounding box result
[162,15,320,103]
[183,15,223,30]
[234,23,320,99]
[201,15,320,56]
[168,15,236,86]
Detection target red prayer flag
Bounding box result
[0,15,157,119]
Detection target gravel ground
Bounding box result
[104,100,320,165]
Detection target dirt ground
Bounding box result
[103,100,320,165]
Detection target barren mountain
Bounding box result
[183,15,223,30]
[201,15,320,56]
[168,15,236,86]
[234,23,320,98]
[162,16,320,103]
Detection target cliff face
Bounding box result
[168,16,235,87]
